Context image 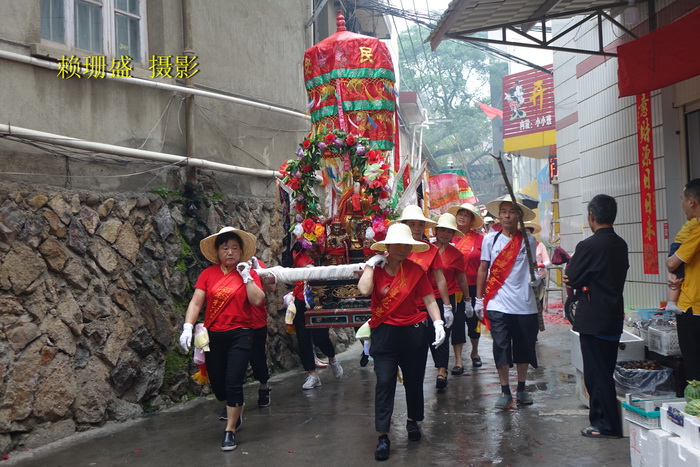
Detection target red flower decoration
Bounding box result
[302,218,315,233]
[302,139,311,149]
[294,202,304,212]
[371,204,381,211]
[324,133,336,144]
[346,134,356,145]
[379,190,389,199]
[279,161,289,175]
[288,178,300,190]
[301,164,312,173]
[367,150,382,165]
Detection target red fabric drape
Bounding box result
[618,7,700,97]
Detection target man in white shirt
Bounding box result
[475,195,539,409]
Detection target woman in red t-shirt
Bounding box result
[433,213,472,379]
[357,223,445,461]
[447,203,485,371]
[179,227,264,452]
[394,205,452,390]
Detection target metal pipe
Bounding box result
[0,123,281,179]
[181,0,197,183]
[0,49,310,121]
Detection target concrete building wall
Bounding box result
[0,1,312,197]
[551,9,690,310]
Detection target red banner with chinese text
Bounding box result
[636,92,659,274]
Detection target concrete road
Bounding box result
[5,312,630,466]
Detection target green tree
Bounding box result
[398,25,507,200]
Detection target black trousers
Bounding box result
[428,298,451,368]
[370,321,429,433]
[250,326,269,384]
[206,328,253,407]
[580,333,622,436]
[293,298,336,371]
[677,308,700,380]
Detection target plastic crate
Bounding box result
[635,308,672,320]
[622,401,661,429]
[648,325,681,356]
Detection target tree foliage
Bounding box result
[397,25,505,166]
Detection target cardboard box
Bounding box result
[629,425,673,467]
[570,330,645,373]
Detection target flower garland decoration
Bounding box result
[279,129,393,249]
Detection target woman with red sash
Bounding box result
[358,223,446,461]
[446,203,485,373]
[394,205,453,389]
[179,227,265,452]
[433,213,473,378]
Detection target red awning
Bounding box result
[618,7,700,97]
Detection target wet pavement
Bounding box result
[5,310,631,466]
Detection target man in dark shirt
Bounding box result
[564,194,629,439]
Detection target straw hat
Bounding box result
[371,223,430,252]
[390,205,437,227]
[447,203,484,230]
[434,213,464,237]
[483,216,495,224]
[199,227,257,264]
[485,194,536,222]
[524,221,542,234]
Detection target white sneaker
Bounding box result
[302,375,321,390]
[330,360,344,379]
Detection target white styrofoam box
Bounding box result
[660,401,700,444]
[629,425,673,467]
[667,435,700,467]
[570,330,645,373]
[689,414,700,450]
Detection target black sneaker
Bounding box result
[258,388,271,407]
[360,353,369,367]
[374,434,390,461]
[406,420,421,441]
[221,431,237,451]
[218,408,227,421]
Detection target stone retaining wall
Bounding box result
[0,181,355,454]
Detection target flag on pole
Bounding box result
[477,102,503,120]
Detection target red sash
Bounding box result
[408,243,439,272]
[204,271,246,329]
[370,263,425,327]
[454,232,478,255]
[325,247,347,255]
[482,231,523,330]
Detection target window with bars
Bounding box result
[39,0,146,63]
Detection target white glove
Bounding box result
[365,254,387,269]
[432,319,445,348]
[250,256,261,270]
[443,304,454,328]
[237,262,254,283]
[474,298,484,321]
[179,323,193,353]
[464,301,474,319]
[665,302,685,315]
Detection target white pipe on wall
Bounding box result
[0,123,281,179]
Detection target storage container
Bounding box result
[648,325,681,356]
